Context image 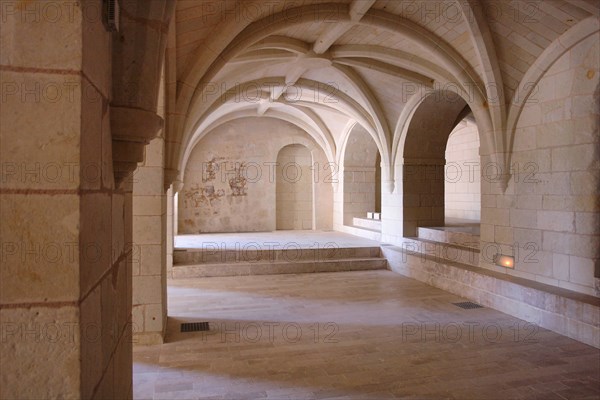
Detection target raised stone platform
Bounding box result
[343,215,383,241]
[352,217,382,231]
[417,226,480,249]
[173,230,386,278]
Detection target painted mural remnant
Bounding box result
[229,162,248,196]
[182,158,250,225]
[183,183,225,209]
[202,157,224,182]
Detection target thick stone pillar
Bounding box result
[0,1,132,397]
[332,174,345,231]
[1,0,174,397]
[132,137,168,344]
[166,186,175,280]
[380,163,403,244]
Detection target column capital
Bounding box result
[111,106,164,187]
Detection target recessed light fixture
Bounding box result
[495,254,515,269]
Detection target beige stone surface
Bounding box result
[0,194,80,303]
[134,270,600,399]
[1,0,172,398]
[276,144,314,230]
[132,136,168,343]
[3,0,600,398]
[0,306,80,399]
[444,118,481,221]
[0,71,82,190]
[180,117,332,233]
[0,1,83,70]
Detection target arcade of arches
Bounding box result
[1,0,599,398]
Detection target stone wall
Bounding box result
[445,118,481,221]
[179,117,332,233]
[0,1,132,397]
[342,124,379,225]
[132,137,167,344]
[276,144,314,230]
[480,34,600,296]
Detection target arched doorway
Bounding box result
[401,90,478,236]
[445,116,481,222]
[342,124,381,227]
[276,144,314,230]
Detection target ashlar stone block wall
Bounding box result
[132,137,167,344]
[276,144,314,230]
[1,1,133,398]
[179,117,333,233]
[480,34,600,296]
[341,124,379,226]
[445,118,481,221]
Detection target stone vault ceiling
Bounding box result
[163,0,600,186]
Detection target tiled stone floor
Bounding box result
[133,270,600,399]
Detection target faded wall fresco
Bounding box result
[179,117,333,233]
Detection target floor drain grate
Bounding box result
[453,301,483,309]
[181,322,210,332]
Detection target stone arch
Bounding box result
[341,124,381,227]
[166,3,497,186]
[399,90,470,236]
[445,116,481,221]
[276,144,314,230]
[506,16,600,169]
[507,32,600,290]
[178,117,330,233]
[180,109,336,182]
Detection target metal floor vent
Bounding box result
[181,322,210,332]
[453,301,483,309]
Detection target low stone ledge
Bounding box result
[382,245,600,348]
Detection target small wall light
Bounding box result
[495,254,515,269]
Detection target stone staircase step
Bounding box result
[352,217,382,231]
[172,257,387,278]
[343,225,382,241]
[174,246,381,265]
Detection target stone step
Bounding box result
[174,246,381,265]
[352,217,382,231]
[417,227,480,249]
[399,237,480,267]
[381,245,600,349]
[343,225,382,242]
[172,257,387,278]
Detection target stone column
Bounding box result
[0,1,131,398]
[332,171,345,231]
[132,137,168,344]
[166,186,175,279]
[380,163,403,244]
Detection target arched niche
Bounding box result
[276,144,314,230]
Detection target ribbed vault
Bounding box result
[164,0,599,189]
